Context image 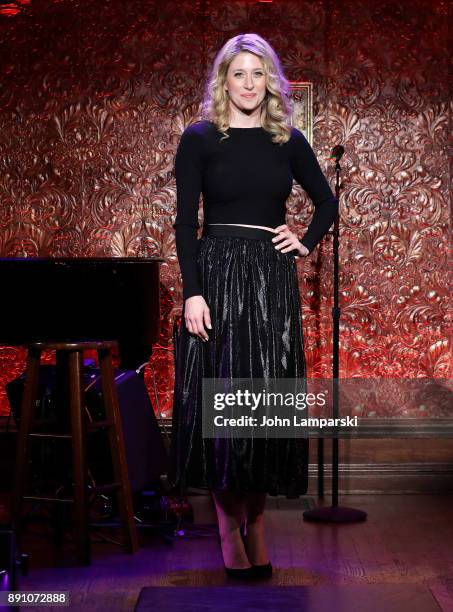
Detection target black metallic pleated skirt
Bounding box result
[168,225,309,498]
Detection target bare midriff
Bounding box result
[208,223,276,233]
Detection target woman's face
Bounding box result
[224,52,267,117]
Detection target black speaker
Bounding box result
[6,365,168,495]
[85,368,169,494]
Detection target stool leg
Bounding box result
[12,347,41,539]
[98,349,139,553]
[68,350,90,565]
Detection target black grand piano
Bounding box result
[0,257,164,367]
[1,256,168,497]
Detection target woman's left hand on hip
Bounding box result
[272,224,309,257]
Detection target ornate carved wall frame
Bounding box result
[289,81,313,146]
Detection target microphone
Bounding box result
[329,144,344,161]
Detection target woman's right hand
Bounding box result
[184,295,211,341]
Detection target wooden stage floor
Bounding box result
[5,493,453,611]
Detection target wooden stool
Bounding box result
[11,341,139,565]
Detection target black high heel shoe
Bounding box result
[217,531,255,580]
[251,561,273,579]
[241,529,273,579]
[224,565,255,580]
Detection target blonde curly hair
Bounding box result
[201,33,293,145]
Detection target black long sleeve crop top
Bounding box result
[173,119,339,300]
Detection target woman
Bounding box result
[169,33,338,580]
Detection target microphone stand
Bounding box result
[303,146,367,523]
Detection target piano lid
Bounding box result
[0,257,163,349]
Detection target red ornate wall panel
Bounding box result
[0,0,450,417]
